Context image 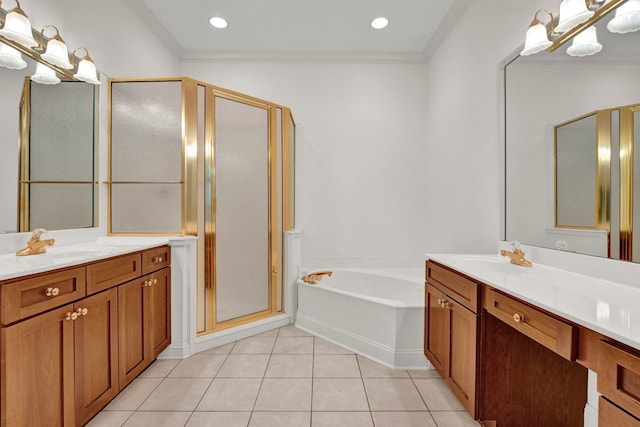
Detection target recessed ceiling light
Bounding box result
[370,17,389,30]
[209,16,228,29]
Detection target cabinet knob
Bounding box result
[513,313,525,323]
[144,280,150,287]
[153,256,164,263]
[153,278,158,285]
[437,298,443,306]
[45,287,60,297]
[65,311,79,321]
[77,307,89,316]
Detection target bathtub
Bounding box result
[295,268,431,370]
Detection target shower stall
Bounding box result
[109,77,295,335]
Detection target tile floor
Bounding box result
[88,325,479,427]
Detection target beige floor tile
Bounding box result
[430,411,480,426]
[279,325,313,336]
[311,412,373,427]
[249,411,311,427]
[139,359,180,378]
[122,411,191,427]
[312,378,369,411]
[357,355,409,378]
[314,337,354,355]
[273,336,314,354]
[168,354,227,378]
[85,411,133,427]
[265,354,313,377]
[105,378,163,411]
[254,378,312,411]
[138,378,212,411]
[186,412,251,427]
[314,355,361,378]
[255,328,279,337]
[217,354,270,377]
[363,379,427,411]
[200,342,235,355]
[408,369,441,379]
[196,378,262,411]
[371,411,437,427]
[414,378,465,411]
[231,336,277,354]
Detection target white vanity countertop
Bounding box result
[0,236,172,281]
[427,253,640,352]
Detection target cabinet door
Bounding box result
[74,289,119,425]
[447,299,478,417]
[425,283,448,377]
[118,277,151,388]
[149,268,171,357]
[1,305,76,427]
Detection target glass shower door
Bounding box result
[209,95,272,324]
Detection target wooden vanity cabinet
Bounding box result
[119,267,171,388]
[597,340,640,425]
[425,261,480,417]
[0,245,171,427]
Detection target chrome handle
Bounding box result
[513,313,525,323]
[45,287,60,297]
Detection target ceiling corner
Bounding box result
[122,0,184,60]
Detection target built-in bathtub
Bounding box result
[295,268,431,369]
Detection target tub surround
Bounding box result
[427,245,640,426]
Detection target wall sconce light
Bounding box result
[521,0,638,57]
[31,62,60,85]
[38,25,73,69]
[556,0,595,32]
[566,25,603,56]
[0,41,26,69]
[607,0,640,33]
[521,9,556,56]
[0,0,36,48]
[72,47,100,85]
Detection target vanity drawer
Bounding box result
[142,246,171,275]
[0,267,86,325]
[426,261,479,313]
[599,396,640,426]
[598,340,640,419]
[87,253,141,295]
[485,289,577,360]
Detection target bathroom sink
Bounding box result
[446,254,526,274]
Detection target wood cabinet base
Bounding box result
[480,313,587,427]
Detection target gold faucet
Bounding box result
[500,248,532,267]
[16,228,55,256]
[300,271,333,284]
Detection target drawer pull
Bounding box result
[152,256,164,263]
[45,287,60,297]
[513,313,525,323]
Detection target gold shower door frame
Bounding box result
[200,87,288,334]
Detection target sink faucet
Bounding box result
[500,244,532,267]
[16,228,55,256]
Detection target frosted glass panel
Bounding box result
[29,184,93,230]
[111,184,182,233]
[111,81,182,182]
[215,97,269,322]
[556,115,597,227]
[29,82,95,181]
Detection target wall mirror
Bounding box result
[0,23,99,233]
[504,1,640,262]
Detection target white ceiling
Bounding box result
[123,0,470,62]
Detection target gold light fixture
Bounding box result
[521,0,636,57]
[0,1,100,84]
[0,0,36,48]
[38,25,73,69]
